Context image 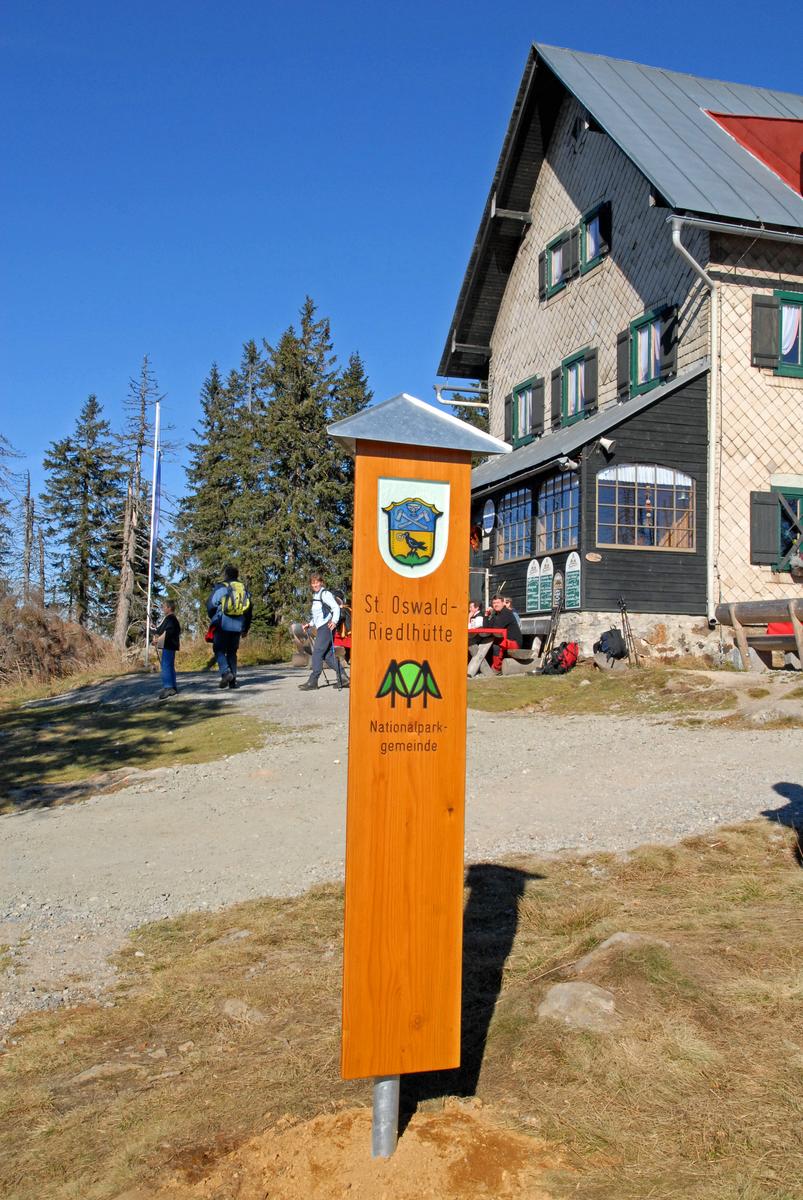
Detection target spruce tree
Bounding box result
[173,364,244,623]
[41,395,122,627]
[261,298,340,622]
[327,351,372,587]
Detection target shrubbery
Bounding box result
[0,595,112,687]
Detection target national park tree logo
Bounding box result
[376,660,442,709]
[377,478,450,578]
[382,498,442,568]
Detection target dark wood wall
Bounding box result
[471,373,709,615]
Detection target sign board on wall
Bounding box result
[565,551,581,609]
[538,557,554,612]
[525,559,540,612]
[327,394,509,1082]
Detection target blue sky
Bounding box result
[2,0,801,509]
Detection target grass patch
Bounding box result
[467,663,736,719]
[0,700,274,810]
[178,631,291,673]
[2,822,802,1199]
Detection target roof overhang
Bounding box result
[437,49,565,380]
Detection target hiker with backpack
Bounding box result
[298,570,346,692]
[206,564,252,689]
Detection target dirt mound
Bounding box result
[150,1104,560,1200]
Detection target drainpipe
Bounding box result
[670,216,719,627]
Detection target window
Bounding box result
[617,307,677,400]
[597,464,695,551]
[546,234,567,296]
[779,295,803,377]
[536,472,579,554]
[778,490,803,569]
[750,487,803,570]
[511,376,544,447]
[580,201,611,273]
[553,348,598,428]
[751,291,803,377]
[494,488,532,562]
[564,353,585,422]
[631,311,662,394]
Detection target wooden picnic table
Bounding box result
[467,626,507,678]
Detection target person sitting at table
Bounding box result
[487,593,522,673]
[503,594,522,627]
[468,600,484,629]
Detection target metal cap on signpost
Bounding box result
[328,394,508,1157]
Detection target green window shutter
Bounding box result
[616,329,630,399]
[550,368,562,429]
[749,491,779,564]
[566,227,580,279]
[538,252,547,302]
[531,378,545,436]
[659,306,678,380]
[751,294,780,367]
[598,201,612,256]
[504,393,513,443]
[584,348,598,414]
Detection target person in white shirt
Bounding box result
[298,571,345,691]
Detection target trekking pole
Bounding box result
[617,595,640,668]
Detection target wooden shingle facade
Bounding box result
[440,45,803,655]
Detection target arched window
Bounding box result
[597,465,695,551]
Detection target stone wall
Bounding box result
[488,94,710,439]
[709,234,803,603]
[536,609,727,662]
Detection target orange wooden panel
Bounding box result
[341,441,471,1080]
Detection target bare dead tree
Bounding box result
[22,472,34,602]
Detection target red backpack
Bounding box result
[542,640,579,675]
[557,641,579,672]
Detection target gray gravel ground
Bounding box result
[1,663,797,1034]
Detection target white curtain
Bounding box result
[551,244,563,282]
[781,304,801,356]
[638,326,650,381]
[586,216,600,260]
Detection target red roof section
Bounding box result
[708,111,803,195]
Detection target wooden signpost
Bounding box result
[327,394,508,1156]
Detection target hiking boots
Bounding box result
[220,671,234,688]
[298,680,318,691]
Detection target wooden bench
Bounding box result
[715,599,803,670]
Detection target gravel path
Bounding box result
[1,664,796,1033]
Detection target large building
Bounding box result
[439,45,803,656]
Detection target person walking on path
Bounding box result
[153,599,181,700]
[207,565,252,689]
[298,571,345,691]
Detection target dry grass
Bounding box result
[0,700,274,810]
[178,631,292,673]
[467,662,736,719]
[2,822,802,1199]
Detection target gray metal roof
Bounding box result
[327,392,511,456]
[439,46,803,379]
[471,359,708,494]
[537,44,803,228]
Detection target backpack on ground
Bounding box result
[221,580,250,617]
[542,640,579,675]
[594,627,626,659]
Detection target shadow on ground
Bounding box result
[764,782,803,867]
[0,696,247,812]
[400,863,543,1130]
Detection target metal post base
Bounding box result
[371,1075,400,1158]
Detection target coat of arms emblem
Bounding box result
[382,497,443,568]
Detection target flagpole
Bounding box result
[144,400,161,666]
